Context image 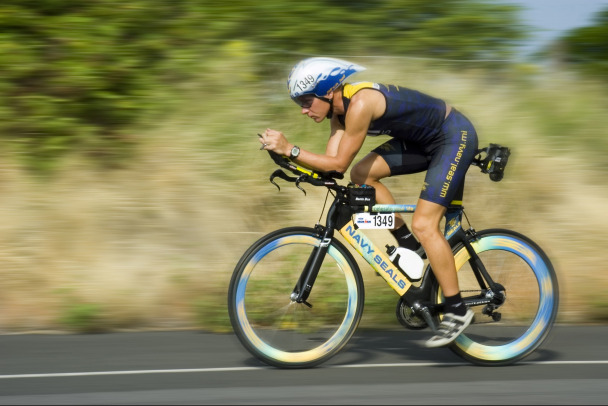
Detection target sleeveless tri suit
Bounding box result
[338,82,478,206]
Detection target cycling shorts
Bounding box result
[371,108,478,207]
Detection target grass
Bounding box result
[0,55,607,333]
[59,302,105,333]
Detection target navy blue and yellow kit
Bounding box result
[338,82,478,207]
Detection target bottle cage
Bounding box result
[472,144,511,182]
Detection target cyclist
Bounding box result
[259,57,478,348]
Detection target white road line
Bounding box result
[0,360,606,379]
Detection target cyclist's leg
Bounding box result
[414,109,478,347]
[414,108,478,273]
[412,199,457,295]
[351,138,429,235]
[417,110,478,209]
[414,199,475,348]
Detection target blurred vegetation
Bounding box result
[54,288,106,333]
[1,1,606,174]
[0,0,525,171]
[588,294,608,323]
[0,1,607,332]
[59,301,104,333]
[558,7,608,78]
[0,0,208,170]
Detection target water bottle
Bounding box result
[386,245,424,281]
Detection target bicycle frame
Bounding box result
[291,194,502,318]
[339,202,474,294]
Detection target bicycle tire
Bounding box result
[432,229,559,366]
[228,227,365,368]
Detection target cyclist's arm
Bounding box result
[324,120,344,157]
[290,97,374,174]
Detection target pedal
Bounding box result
[413,303,438,333]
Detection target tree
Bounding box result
[0,0,210,169]
[0,0,527,170]
[557,8,608,77]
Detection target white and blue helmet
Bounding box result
[287,57,366,102]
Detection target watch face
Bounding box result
[291,146,300,157]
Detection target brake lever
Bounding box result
[295,175,307,196]
[269,169,297,191]
[268,169,309,195]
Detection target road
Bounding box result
[0,325,607,404]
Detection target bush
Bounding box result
[0,0,209,170]
[0,0,526,171]
[59,302,104,333]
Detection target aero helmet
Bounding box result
[287,57,366,103]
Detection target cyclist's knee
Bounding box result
[411,217,435,242]
[350,153,389,185]
[350,163,373,185]
[411,212,443,243]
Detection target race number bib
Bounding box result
[353,213,395,229]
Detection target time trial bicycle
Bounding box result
[227,144,559,368]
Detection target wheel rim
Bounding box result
[234,234,360,364]
[451,234,557,362]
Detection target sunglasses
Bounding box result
[293,95,316,109]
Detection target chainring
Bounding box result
[396,297,428,330]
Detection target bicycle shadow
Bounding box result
[327,329,561,367]
[331,329,463,366]
[239,328,561,369]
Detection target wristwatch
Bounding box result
[290,145,300,159]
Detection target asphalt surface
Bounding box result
[0,325,607,404]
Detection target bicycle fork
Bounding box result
[290,195,355,307]
[290,224,333,308]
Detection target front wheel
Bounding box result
[228,227,365,368]
[434,229,559,366]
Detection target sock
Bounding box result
[444,293,467,317]
[390,225,421,251]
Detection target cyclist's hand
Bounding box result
[260,128,292,156]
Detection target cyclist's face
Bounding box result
[293,95,315,109]
[295,95,330,123]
